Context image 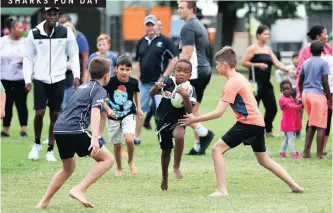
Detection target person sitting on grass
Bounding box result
[35,57,114,209]
[179,46,304,197]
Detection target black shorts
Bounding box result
[33,79,65,111]
[157,122,183,150]
[189,69,211,103]
[222,122,266,152]
[55,132,103,160]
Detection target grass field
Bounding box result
[1,73,332,213]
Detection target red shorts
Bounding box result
[302,92,328,129]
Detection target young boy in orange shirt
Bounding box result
[179,46,304,197]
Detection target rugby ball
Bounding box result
[171,82,193,108]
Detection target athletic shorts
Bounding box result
[54,132,103,160]
[221,122,266,152]
[302,92,328,129]
[156,121,183,150]
[108,114,136,144]
[189,69,211,103]
[33,79,65,111]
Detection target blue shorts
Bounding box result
[139,81,161,112]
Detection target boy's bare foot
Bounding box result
[173,167,183,179]
[302,152,311,158]
[161,178,168,191]
[128,161,137,176]
[209,191,228,197]
[35,200,49,209]
[291,186,304,193]
[116,169,123,177]
[69,188,94,208]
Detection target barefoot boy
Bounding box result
[179,47,304,197]
[103,55,143,177]
[150,59,196,190]
[35,57,114,209]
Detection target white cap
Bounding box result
[144,14,157,25]
[45,7,59,12]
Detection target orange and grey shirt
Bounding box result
[221,72,265,127]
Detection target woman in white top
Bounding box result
[0,17,28,138]
[321,52,333,155]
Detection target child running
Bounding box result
[35,57,114,209]
[299,40,332,159]
[179,47,304,197]
[150,59,196,191]
[103,55,143,177]
[279,80,302,158]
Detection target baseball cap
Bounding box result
[45,7,59,12]
[144,15,157,25]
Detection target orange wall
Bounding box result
[122,6,172,41]
[150,6,171,37]
[122,7,146,41]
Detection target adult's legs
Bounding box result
[261,84,277,135]
[1,80,14,135]
[13,80,28,134]
[135,82,153,144]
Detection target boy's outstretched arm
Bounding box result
[150,82,165,96]
[178,100,229,126]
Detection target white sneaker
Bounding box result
[28,144,42,160]
[46,151,57,162]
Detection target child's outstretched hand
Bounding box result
[137,108,144,119]
[107,108,117,119]
[178,113,196,126]
[155,81,166,89]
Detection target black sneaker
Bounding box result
[134,138,141,145]
[187,148,198,155]
[198,130,215,155]
[20,131,28,138]
[0,131,9,137]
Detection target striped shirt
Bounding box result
[54,79,106,134]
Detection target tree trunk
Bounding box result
[218,1,239,47]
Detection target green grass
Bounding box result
[1,74,332,213]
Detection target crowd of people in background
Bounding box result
[0,4,332,167]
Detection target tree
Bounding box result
[217,1,332,46]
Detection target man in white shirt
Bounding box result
[23,7,80,162]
